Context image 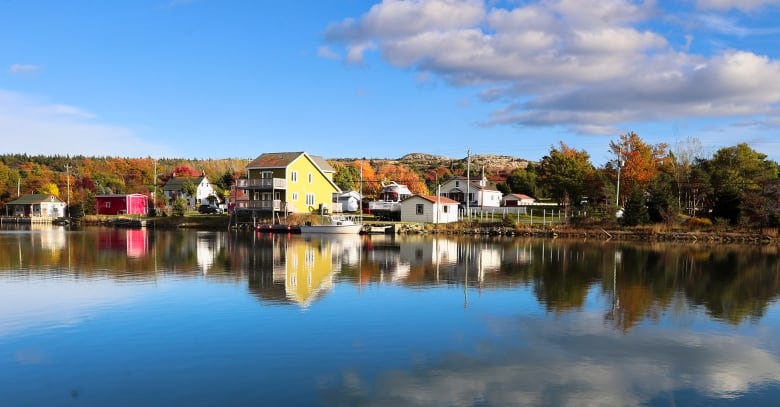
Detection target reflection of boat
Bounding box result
[300,215,363,234]
[368,181,412,220]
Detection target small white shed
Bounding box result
[400,195,460,224]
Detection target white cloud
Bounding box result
[317,45,340,60]
[323,0,780,136]
[0,90,172,157]
[8,64,41,74]
[697,0,780,12]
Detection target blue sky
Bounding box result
[2,0,780,165]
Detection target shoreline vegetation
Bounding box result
[77,214,777,245]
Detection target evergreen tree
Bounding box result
[622,186,649,226]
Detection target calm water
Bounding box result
[1,226,780,406]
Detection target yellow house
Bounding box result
[236,152,341,216]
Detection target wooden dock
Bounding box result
[0,216,60,224]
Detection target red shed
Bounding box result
[96,194,149,215]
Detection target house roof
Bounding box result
[505,193,535,200]
[447,176,499,192]
[403,195,460,204]
[96,194,149,198]
[6,194,64,205]
[163,176,206,191]
[246,152,335,173]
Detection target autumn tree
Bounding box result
[538,142,595,208]
[609,132,668,206]
[375,163,428,195]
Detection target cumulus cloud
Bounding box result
[323,0,780,135]
[0,90,172,157]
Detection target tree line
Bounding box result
[2,133,778,227]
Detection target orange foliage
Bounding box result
[375,163,429,195]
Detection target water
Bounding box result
[1,226,780,406]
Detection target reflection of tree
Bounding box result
[530,242,602,313]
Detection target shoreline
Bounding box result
[73,215,776,245]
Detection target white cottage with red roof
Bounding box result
[399,195,460,224]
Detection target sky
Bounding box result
[2,0,780,166]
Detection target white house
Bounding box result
[5,194,67,218]
[502,193,536,206]
[399,195,460,224]
[163,175,218,207]
[439,175,503,208]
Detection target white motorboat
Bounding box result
[300,215,364,234]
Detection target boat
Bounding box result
[368,181,412,221]
[300,214,363,234]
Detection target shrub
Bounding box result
[684,217,713,228]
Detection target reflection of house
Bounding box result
[276,237,350,307]
[502,193,536,206]
[5,194,66,218]
[439,175,503,208]
[196,231,223,273]
[163,175,218,207]
[96,194,149,215]
[400,195,460,223]
[236,152,341,216]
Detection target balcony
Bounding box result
[236,178,286,190]
[236,200,282,211]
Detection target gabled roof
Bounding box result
[446,176,499,192]
[246,152,335,173]
[6,194,64,205]
[402,195,460,205]
[163,176,207,191]
[246,152,341,192]
[504,193,535,200]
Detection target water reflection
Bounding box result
[1,228,780,329]
[2,227,780,405]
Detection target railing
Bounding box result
[236,178,286,189]
[236,200,281,211]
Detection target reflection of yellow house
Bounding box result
[281,237,340,307]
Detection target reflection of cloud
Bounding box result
[320,313,780,405]
[0,279,142,338]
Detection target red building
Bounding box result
[96,194,149,215]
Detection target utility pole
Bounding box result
[153,160,157,209]
[466,149,471,219]
[65,163,71,216]
[615,153,624,207]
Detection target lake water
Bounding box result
[1,226,780,406]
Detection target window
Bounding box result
[443,205,449,213]
[253,192,259,200]
[291,171,298,182]
[105,202,111,208]
[292,192,298,201]
[455,181,460,187]
[262,193,272,201]
[262,171,273,179]
[306,193,315,206]
[308,173,313,184]
[416,204,424,215]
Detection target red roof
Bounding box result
[406,195,460,204]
